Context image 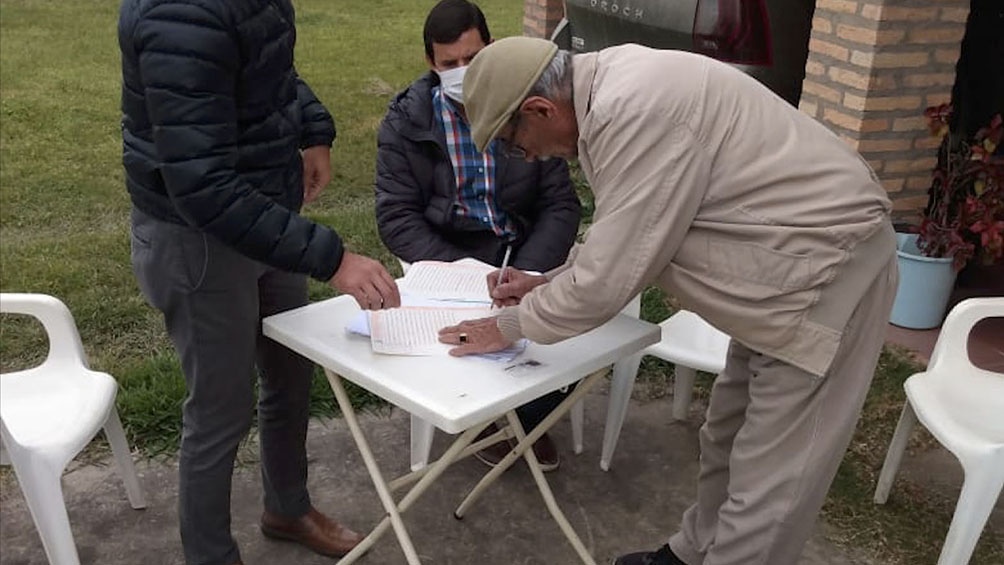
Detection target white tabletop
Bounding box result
[263,295,659,434]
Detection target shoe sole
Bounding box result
[473,452,560,473]
[259,524,354,558]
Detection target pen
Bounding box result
[498,244,512,286]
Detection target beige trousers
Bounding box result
[669,259,898,565]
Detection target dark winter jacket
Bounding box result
[374,73,581,272]
[119,0,343,281]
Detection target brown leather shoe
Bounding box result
[260,507,364,557]
[474,423,560,472]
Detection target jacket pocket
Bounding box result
[706,238,813,300]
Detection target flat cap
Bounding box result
[463,36,558,152]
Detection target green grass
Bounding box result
[1,1,1000,563]
[0,0,525,453]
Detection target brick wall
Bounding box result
[523,0,564,39]
[799,0,968,221]
[521,0,967,219]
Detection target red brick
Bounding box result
[857,138,913,152]
[850,50,873,68]
[817,0,859,15]
[870,51,930,68]
[870,74,898,90]
[799,100,820,118]
[915,136,944,150]
[903,73,957,88]
[940,7,970,23]
[861,118,890,133]
[843,92,867,111]
[934,47,960,64]
[805,59,826,76]
[908,26,966,45]
[893,116,928,132]
[860,4,881,20]
[809,38,850,61]
[868,159,885,173]
[885,158,937,174]
[823,107,862,131]
[803,80,843,104]
[867,6,939,21]
[926,93,952,107]
[893,195,931,211]
[812,16,833,35]
[836,24,905,45]
[829,67,871,90]
[906,174,933,190]
[867,95,924,111]
[882,177,906,193]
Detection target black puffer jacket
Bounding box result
[375,73,581,272]
[119,0,342,281]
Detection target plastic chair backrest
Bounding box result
[924,298,1004,441]
[0,293,90,373]
[927,297,1004,376]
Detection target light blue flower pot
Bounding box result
[890,233,958,329]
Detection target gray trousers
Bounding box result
[131,209,315,565]
[669,259,898,565]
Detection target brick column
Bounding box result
[799,0,968,221]
[524,0,565,39]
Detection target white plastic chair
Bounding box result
[576,302,731,471]
[0,293,146,565]
[873,297,1004,565]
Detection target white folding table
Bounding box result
[262,295,659,564]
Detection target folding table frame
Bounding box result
[328,366,609,565]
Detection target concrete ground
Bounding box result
[1,391,872,565]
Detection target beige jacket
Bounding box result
[497,45,896,377]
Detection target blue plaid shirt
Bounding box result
[433,86,514,238]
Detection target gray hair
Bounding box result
[526,49,573,102]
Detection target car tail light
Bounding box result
[693,0,773,66]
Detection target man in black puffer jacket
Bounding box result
[374,1,582,473]
[119,2,399,564]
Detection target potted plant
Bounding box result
[891,104,1003,329]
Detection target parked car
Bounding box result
[551,0,815,106]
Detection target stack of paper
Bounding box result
[397,259,495,302]
[349,259,523,359]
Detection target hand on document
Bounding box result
[329,252,401,310]
[487,268,548,308]
[361,259,521,358]
[437,316,512,357]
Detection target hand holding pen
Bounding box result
[486,246,549,308]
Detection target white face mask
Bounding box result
[437,65,467,104]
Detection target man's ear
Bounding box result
[426,54,437,72]
[522,96,557,119]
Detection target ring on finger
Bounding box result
[459,333,468,344]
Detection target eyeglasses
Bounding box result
[498,110,528,160]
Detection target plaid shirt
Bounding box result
[433,86,514,238]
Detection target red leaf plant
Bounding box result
[917,105,1004,271]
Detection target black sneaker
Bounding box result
[612,544,685,565]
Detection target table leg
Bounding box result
[328,368,491,564]
[325,369,421,565]
[505,411,598,565]
[388,425,511,493]
[453,368,607,564]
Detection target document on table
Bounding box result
[399,259,495,302]
[368,305,491,355]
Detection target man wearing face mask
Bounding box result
[374,0,581,471]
